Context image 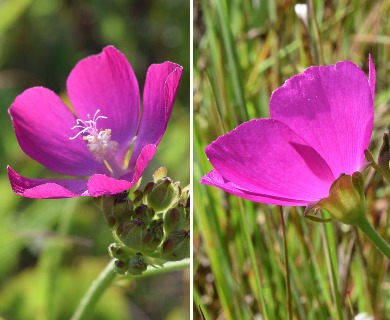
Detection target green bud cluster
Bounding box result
[109,243,147,275]
[98,167,190,276]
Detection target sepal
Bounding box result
[305,173,366,225]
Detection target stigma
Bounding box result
[70,109,119,162]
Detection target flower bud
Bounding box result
[185,194,190,209]
[114,200,133,218]
[106,215,117,228]
[183,208,190,230]
[364,139,390,182]
[164,207,185,234]
[128,253,147,275]
[161,230,190,261]
[102,191,131,214]
[133,204,155,226]
[305,173,366,225]
[142,219,164,252]
[116,218,147,250]
[101,193,133,228]
[114,259,128,275]
[153,167,168,182]
[102,195,115,220]
[114,210,132,226]
[143,181,155,196]
[133,190,144,206]
[378,133,390,175]
[108,242,129,260]
[146,179,177,213]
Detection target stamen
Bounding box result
[69,109,119,163]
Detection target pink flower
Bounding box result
[201,57,375,206]
[8,46,182,199]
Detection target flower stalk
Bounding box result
[71,258,190,320]
[70,260,117,320]
[279,207,292,320]
[355,216,390,259]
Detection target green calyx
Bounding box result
[146,179,178,213]
[299,172,390,259]
[161,230,190,261]
[305,172,366,226]
[145,167,181,213]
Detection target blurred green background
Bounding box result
[0,0,190,319]
[194,0,389,319]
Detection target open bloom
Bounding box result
[201,57,375,207]
[8,46,182,198]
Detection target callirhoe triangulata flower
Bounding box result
[8,46,182,199]
[202,57,375,211]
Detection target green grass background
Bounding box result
[0,0,190,319]
[194,0,390,319]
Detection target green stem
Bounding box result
[71,260,117,320]
[237,200,269,318]
[356,217,390,259]
[369,160,390,184]
[279,207,292,320]
[364,149,390,184]
[128,258,190,278]
[320,223,343,320]
[379,169,390,184]
[71,258,190,320]
[308,0,324,65]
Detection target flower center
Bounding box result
[70,109,119,163]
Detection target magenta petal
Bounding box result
[201,170,309,206]
[87,175,132,197]
[67,46,140,158]
[205,119,335,203]
[9,87,106,177]
[8,166,89,199]
[129,62,182,168]
[88,144,157,197]
[270,60,374,177]
[122,144,157,182]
